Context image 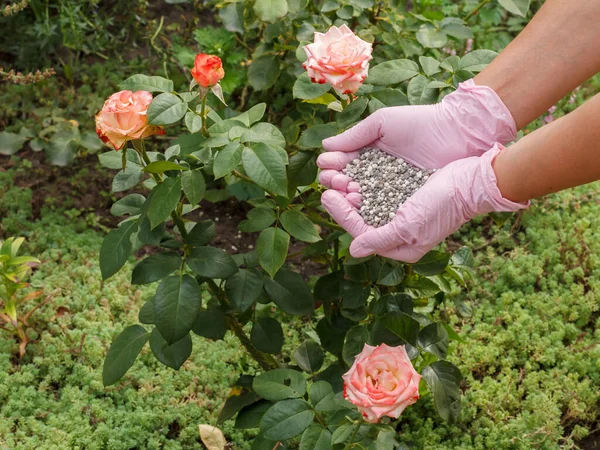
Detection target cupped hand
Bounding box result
[317,79,517,195]
[320,144,528,263]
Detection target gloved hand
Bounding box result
[317,79,517,198]
[320,144,528,263]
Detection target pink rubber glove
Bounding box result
[320,144,529,263]
[317,79,516,201]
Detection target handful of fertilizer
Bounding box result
[343,147,435,228]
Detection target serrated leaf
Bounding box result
[253,369,306,401]
[132,252,181,285]
[367,59,419,85]
[242,144,288,196]
[293,72,331,100]
[150,328,192,370]
[182,170,206,205]
[154,275,202,344]
[260,399,313,441]
[102,325,150,386]
[147,93,187,125]
[119,74,173,93]
[421,361,462,423]
[280,210,321,243]
[147,177,181,229]
[257,227,289,278]
[100,220,138,280]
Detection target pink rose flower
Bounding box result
[342,343,421,423]
[191,53,225,88]
[95,90,165,151]
[303,24,372,95]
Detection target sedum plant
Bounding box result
[95,9,508,447]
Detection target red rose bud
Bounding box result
[191,54,225,88]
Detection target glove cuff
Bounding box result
[477,143,530,214]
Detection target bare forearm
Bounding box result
[493,94,600,203]
[474,0,600,130]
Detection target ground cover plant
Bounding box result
[1,0,599,448]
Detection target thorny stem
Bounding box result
[205,279,278,371]
[136,141,189,239]
[464,0,490,21]
[200,94,209,137]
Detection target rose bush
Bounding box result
[343,344,421,423]
[95,90,165,150]
[94,0,535,445]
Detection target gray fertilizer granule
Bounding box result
[343,147,435,227]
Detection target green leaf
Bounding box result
[192,304,227,340]
[248,55,281,90]
[280,210,320,243]
[239,207,277,233]
[300,424,332,450]
[241,123,286,148]
[186,220,216,246]
[288,151,317,186]
[264,268,313,315]
[316,318,346,354]
[187,246,239,279]
[147,177,181,229]
[100,220,138,280]
[119,74,173,93]
[298,124,338,148]
[441,21,473,40]
[99,150,140,169]
[46,130,78,166]
[181,170,206,205]
[408,75,438,105]
[110,193,146,216]
[0,131,28,155]
[253,369,306,401]
[235,401,272,429]
[440,55,461,73]
[343,325,369,367]
[242,144,288,197]
[421,361,463,423]
[142,161,187,174]
[260,399,313,441]
[489,211,513,227]
[112,165,143,193]
[342,281,370,309]
[214,143,243,179]
[458,49,498,72]
[149,328,192,370]
[498,0,530,17]
[366,59,419,85]
[225,269,264,312]
[293,340,324,373]
[235,103,267,127]
[412,250,451,276]
[102,324,150,386]
[154,275,202,344]
[257,227,289,278]
[418,322,449,359]
[139,296,156,324]
[337,97,369,128]
[184,111,202,134]
[381,312,420,346]
[416,25,447,48]
[314,271,344,301]
[251,317,284,354]
[254,0,288,23]
[132,252,181,285]
[419,56,441,76]
[147,93,187,125]
[293,72,331,100]
[377,262,405,286]
[219,3,244,34]
[451,246,474,268]
[370,88,409,107]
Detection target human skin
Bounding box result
[493,93,600,203]
[474,0,600,130]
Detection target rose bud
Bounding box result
[95,90,165,151]
[191,53,225,88]
[342,343,421,423]
[303,24,372,95]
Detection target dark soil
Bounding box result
[1,150,327,278]
[578,431,600,450]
